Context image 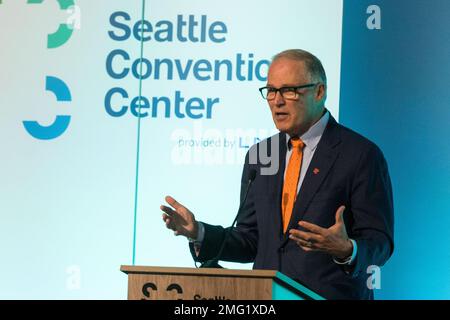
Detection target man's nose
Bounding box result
[274,90,285,106]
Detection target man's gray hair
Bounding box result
[272,49,327,85]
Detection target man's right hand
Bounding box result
[160,195,198,239]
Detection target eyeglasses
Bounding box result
[258,83,318,100]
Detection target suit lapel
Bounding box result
[282,115,342,240]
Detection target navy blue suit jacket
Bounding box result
[191,114,394,299]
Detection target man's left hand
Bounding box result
[289,205,353,259]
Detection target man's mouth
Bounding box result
[275,112,289,121]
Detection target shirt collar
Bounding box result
[286,110,330,151]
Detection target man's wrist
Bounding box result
[188,221,205,243]
[333,239,357,265]
[337,239,353,260]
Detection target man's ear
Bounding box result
[316,83,327,102]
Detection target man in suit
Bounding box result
[160,49,394,299]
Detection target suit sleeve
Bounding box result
[189,150,259,263]
[346,144,394,277]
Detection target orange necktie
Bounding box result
[282,138,304,233]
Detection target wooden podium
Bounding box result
[121,266,324,300]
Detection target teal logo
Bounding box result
[1,0,76,48]
[27,0,76,48]
[0,0,78,139]
[23,76,72,140]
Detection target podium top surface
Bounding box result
[120,265,278,278]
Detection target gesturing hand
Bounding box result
[160,196,198,239]
[288,205,353,260]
